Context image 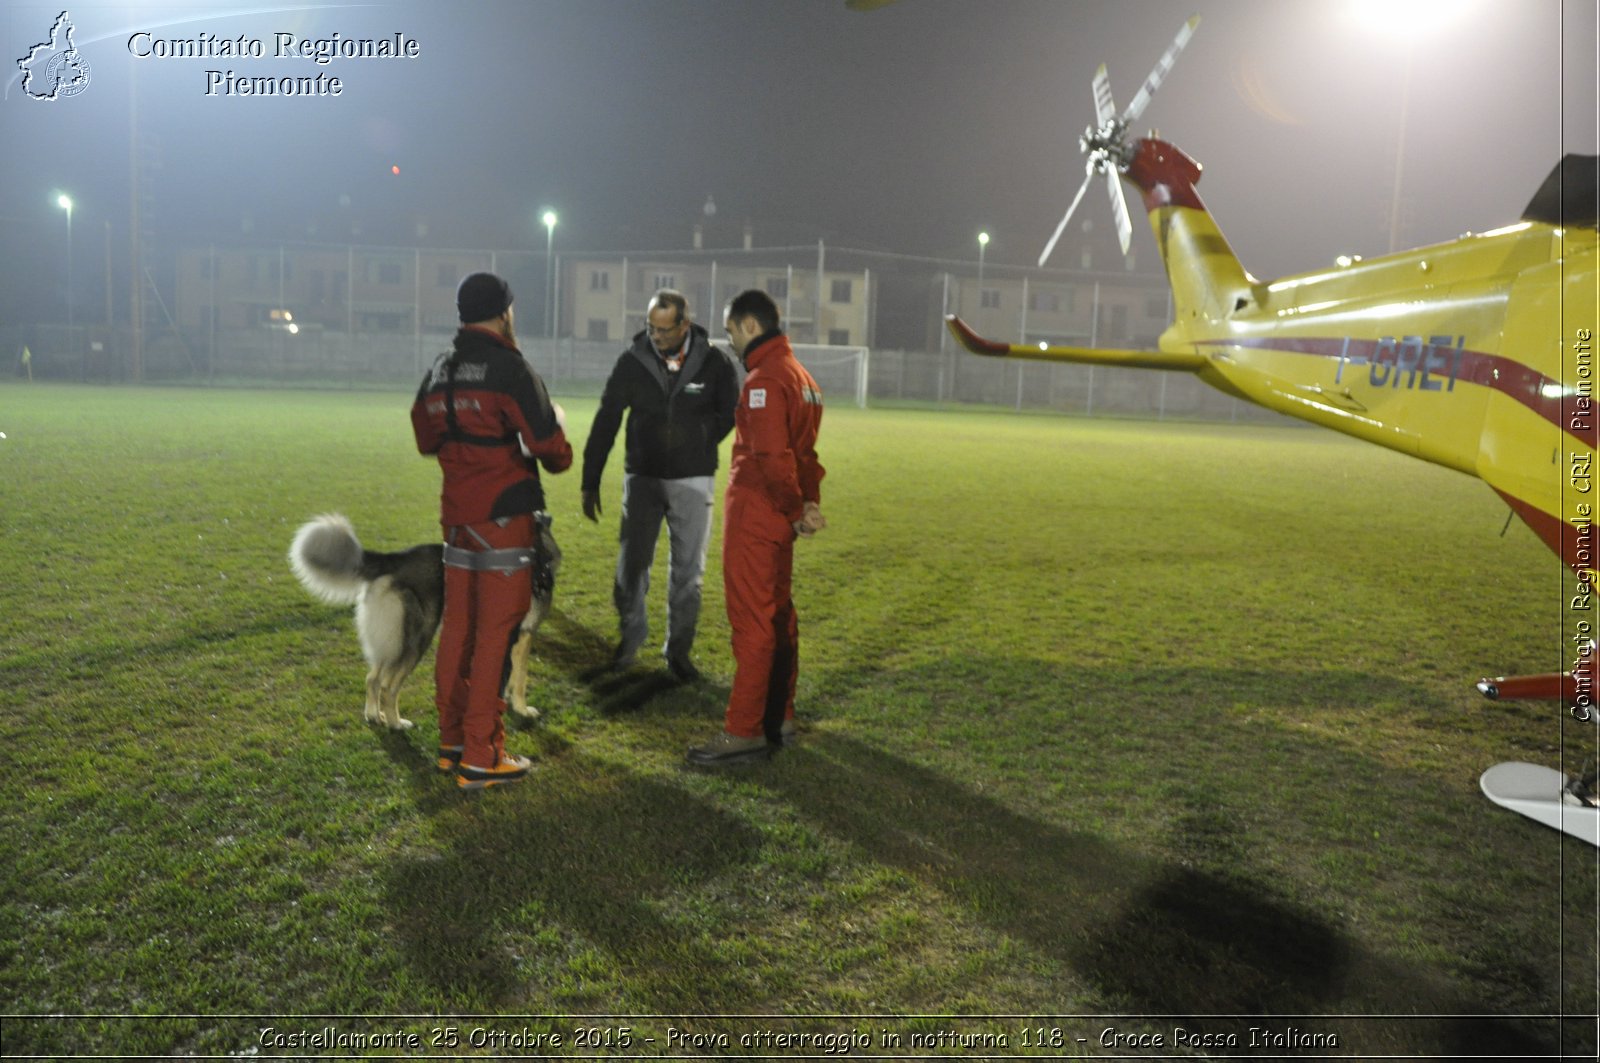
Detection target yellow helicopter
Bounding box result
[946,16,1599,843]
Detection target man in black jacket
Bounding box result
[581,289,741,679]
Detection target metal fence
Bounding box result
[4,322,1291,426]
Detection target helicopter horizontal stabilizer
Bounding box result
[1475,670,1578,702]
[945,315,1205,371]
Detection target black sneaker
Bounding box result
[667,656,701,683]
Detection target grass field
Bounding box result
[1,381,1595,1059]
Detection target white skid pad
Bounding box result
[1480,762,1599,846]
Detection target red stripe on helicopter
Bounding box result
[1492,488,1595,575]
[1195,336,1592,449]
[944,315,1011,356]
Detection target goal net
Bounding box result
[788,344,869,409]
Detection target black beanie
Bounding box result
[457,272,513,323]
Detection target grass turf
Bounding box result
[0,381,1594,1058]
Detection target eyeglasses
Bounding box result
[646,320,686,336]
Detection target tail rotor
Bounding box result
[1038,14,1201,266]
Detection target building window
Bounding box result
[591,270,610,291]
[828,328,850,346]
[1030,290,1059,313]
[587,319,609,341]
[378,262,403,285]
[830,279,852,303]
[652,273,676,291]
[980,289,1000,310]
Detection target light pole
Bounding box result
[541,209,558,338]
[1384,44,1412,253]
[56,194,73,328]
[977,230,989,325]
[1349,0,1468,252]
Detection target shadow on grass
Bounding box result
[587,668,689,716]
[754,731,1561,1056]
[381,756,765,1008]
[538,611,716,716]
[536,610,616,678]
[0,607,334,679]
[377,642,1577,1056]
[808,653,1448,721]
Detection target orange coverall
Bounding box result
[721,330,825,740]
[411,325,571,769]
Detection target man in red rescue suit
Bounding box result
[411,272,572,789]
[688,289,825,766]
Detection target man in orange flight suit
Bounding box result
[688,289,825,766]
[411,272,572,789]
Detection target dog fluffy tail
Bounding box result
[288,513,368,605]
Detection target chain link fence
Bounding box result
[3,321,1290,426]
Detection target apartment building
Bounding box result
[567,254,871,347]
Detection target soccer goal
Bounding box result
[789,344,870,409]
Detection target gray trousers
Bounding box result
[614,474,715,662]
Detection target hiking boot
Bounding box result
[436,745,464,773]
[667,656,701,683]
[457,752,532,790]
[611,642,639,671]
[686,731,771,767]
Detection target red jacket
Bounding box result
[727,331,824,523]
[411,326,572,525]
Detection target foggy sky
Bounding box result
[2,0,1596,326]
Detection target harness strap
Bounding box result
[436,352,517,448]
[442,544,537,572]
[440,352,463,441]
[441,512,555,573]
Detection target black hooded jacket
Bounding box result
[581,322,741,490]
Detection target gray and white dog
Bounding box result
[288,513,558,729]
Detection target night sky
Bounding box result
[2,0,1595,326]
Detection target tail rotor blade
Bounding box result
[1105,169,1133,254]
[1121,14,1200,124]
[1039,167,1095,267]
[1091,63,1116,127]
